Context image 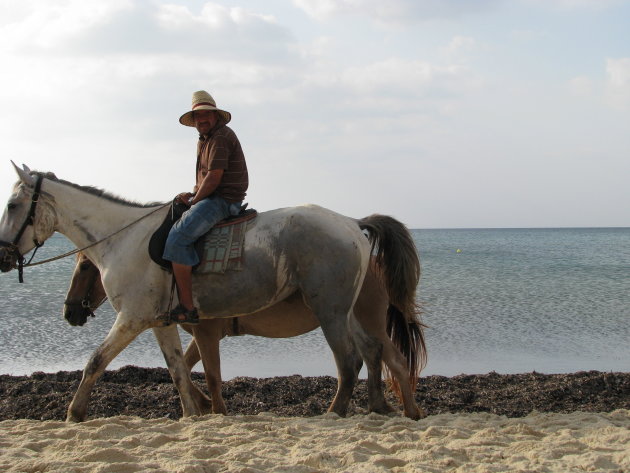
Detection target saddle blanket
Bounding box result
[196,218,250,274]
[147,200,257,273]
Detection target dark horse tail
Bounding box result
[357,214,427,395]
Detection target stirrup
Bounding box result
[157,304,199,325]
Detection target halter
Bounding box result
[0,175,45,283]
[0,174,171,283]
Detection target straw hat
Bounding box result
[179,90,231,127]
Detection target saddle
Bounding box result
[148,200,257,272]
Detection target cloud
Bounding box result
[0,0,133,51]
[568,76,594,97]
[521,0,626,9]
[440,35,477,61]
[605,58,630,108]
[292,0,499,24]
[339,58,477,100]
[0,1,295,63]
[0,1,303,120]
[293,0,626,23]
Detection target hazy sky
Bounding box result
[0,0,628,228]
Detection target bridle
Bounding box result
[0,174,170,283]
[0,175,45,283]
[63,259,107,323]
[64,292,107,322]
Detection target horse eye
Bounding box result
[7,203,16,211]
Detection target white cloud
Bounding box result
[568,76,594,97]
[521,0,625,9]
[0,1,295,64]
[605,58,630,108]
[0,0,132,51]
[0,0,627,228]
[447,36,476,53]
[340,58,474,98]
[440,35,477,61]
[292,0,498,24]
[156,3,278,33]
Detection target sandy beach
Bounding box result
[1,368,629,472]
[1,410,628,472]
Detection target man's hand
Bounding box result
[176,192,194,206]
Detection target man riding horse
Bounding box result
[163,91,249,324]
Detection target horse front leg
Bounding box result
[152,325,212,417]
[66,319,143,422]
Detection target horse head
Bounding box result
[64,252,107,326]
[0,162,57,273]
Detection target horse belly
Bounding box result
[236,293,320,338]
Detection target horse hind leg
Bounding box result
[381,338,425,420]
[191,321,228,415]
[347,312,395,416]
[181,323,227,415]
[313,307,363,417]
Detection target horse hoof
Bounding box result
[327,406,348,418]
[211,403,228,415]
[368,403,396,416]
[66,412,86,423]
[405,406,426,420]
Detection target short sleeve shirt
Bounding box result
[195,125,248,203]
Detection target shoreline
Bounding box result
[1,365,628,421]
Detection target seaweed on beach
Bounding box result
[0,366,628,421]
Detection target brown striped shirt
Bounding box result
[195,124,248,203]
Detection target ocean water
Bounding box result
[0,228,628,379]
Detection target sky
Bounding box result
[0,0,628,229]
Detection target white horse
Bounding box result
[0,163,422,422]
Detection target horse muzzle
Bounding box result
[0,244,19,272]
[64,300,95,326]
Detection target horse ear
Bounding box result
[11,161,35,187]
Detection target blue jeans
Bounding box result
[163,195,241,266]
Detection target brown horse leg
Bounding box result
[183,338,201,371]
[364,348,396,415]
[180,324,202,370]
[191,320,227,415]
[381,340,425,419]
[181,321,227,414]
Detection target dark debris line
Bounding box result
[0,366,628,421]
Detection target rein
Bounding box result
[1,175,170,283]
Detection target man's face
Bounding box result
[194,110,217,135]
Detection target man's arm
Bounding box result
[190,169,224,205]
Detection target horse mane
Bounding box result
[32,171,166,209]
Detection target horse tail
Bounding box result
[357,214,427,395]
